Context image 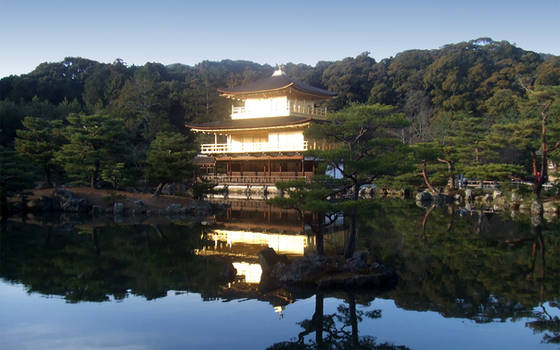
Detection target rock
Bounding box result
[61,197,90,212]
[113,202,125,215]
[52,189,90,213]
[511,190,521,203]
[160,183,189,196]
[482,194,492,203]
[258,248,282,272]
[271,253,328,284]
[416,190,433,202]
[167,203,186,215]
[187,200,212,215]
[91,205,105,216]
[493,190,503,200]
[133,200,147,214]
[346,251,369,271]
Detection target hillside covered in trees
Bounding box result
[1,38,559,207]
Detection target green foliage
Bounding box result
[306,104,412,198]
[462,163,525,180]
[192,178,220,200]
[145,132,197,187]
[15,117,64,185]
[55,113,130,187]
[0,146,37,216]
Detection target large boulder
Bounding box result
[52,189,90,213]
[160,183,189,196]
[258,248,287,272]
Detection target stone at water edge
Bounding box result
[113,202,124,215]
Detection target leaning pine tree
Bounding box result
[306,104,411,258]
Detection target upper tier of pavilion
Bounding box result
[218,68,336,120]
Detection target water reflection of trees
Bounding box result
[357,200,560,334]
[0,221,235,302]
[268,292,409,350]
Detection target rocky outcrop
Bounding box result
[53,189,91,213]
[261,249,397,291]
[160,183,190,196]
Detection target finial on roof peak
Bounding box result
[272,65,285,76]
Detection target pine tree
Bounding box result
[15,117,64,186]
[145,132,197,196]
[0,146,37,218]
[55,114,130,188]
[305,104,411,257]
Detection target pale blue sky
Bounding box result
[1,0,558,78]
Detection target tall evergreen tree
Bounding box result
[55,114,129,188]
[15,117,64,186]
[144,132,197,196]
[0,146,37,218]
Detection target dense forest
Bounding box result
[1,38,560,205]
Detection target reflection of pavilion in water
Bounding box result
[196,200,346,313]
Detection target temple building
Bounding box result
[187,68,336,190]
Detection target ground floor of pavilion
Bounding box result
[196,155,318,185]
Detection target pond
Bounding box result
[1,199,559,349]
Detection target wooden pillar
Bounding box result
[312,162,316,175]
[268,159,271,176]
[301,158,305,176]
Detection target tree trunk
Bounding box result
[344,180,360,259]
[315,226,324,256]
[437,158,454,190]
[344,210,357,259]
[421,160,438,193]
[349,295,359,347]
[314,292,324,347]
[0,192,8,220]
[92,160,100,189]
[45,165,53,188]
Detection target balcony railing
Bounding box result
[202,174,312,185]
[231,102,327,118]
[200,141,308,154]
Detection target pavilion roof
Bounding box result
[187,116,323,132]
[218,71,336,98]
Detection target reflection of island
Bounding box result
[197,201,346,285]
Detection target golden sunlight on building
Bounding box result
[232,262,262,284]
[212,229,309,256]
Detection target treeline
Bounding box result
[0,38,559,203]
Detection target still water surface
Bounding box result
[1,200,558,349]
